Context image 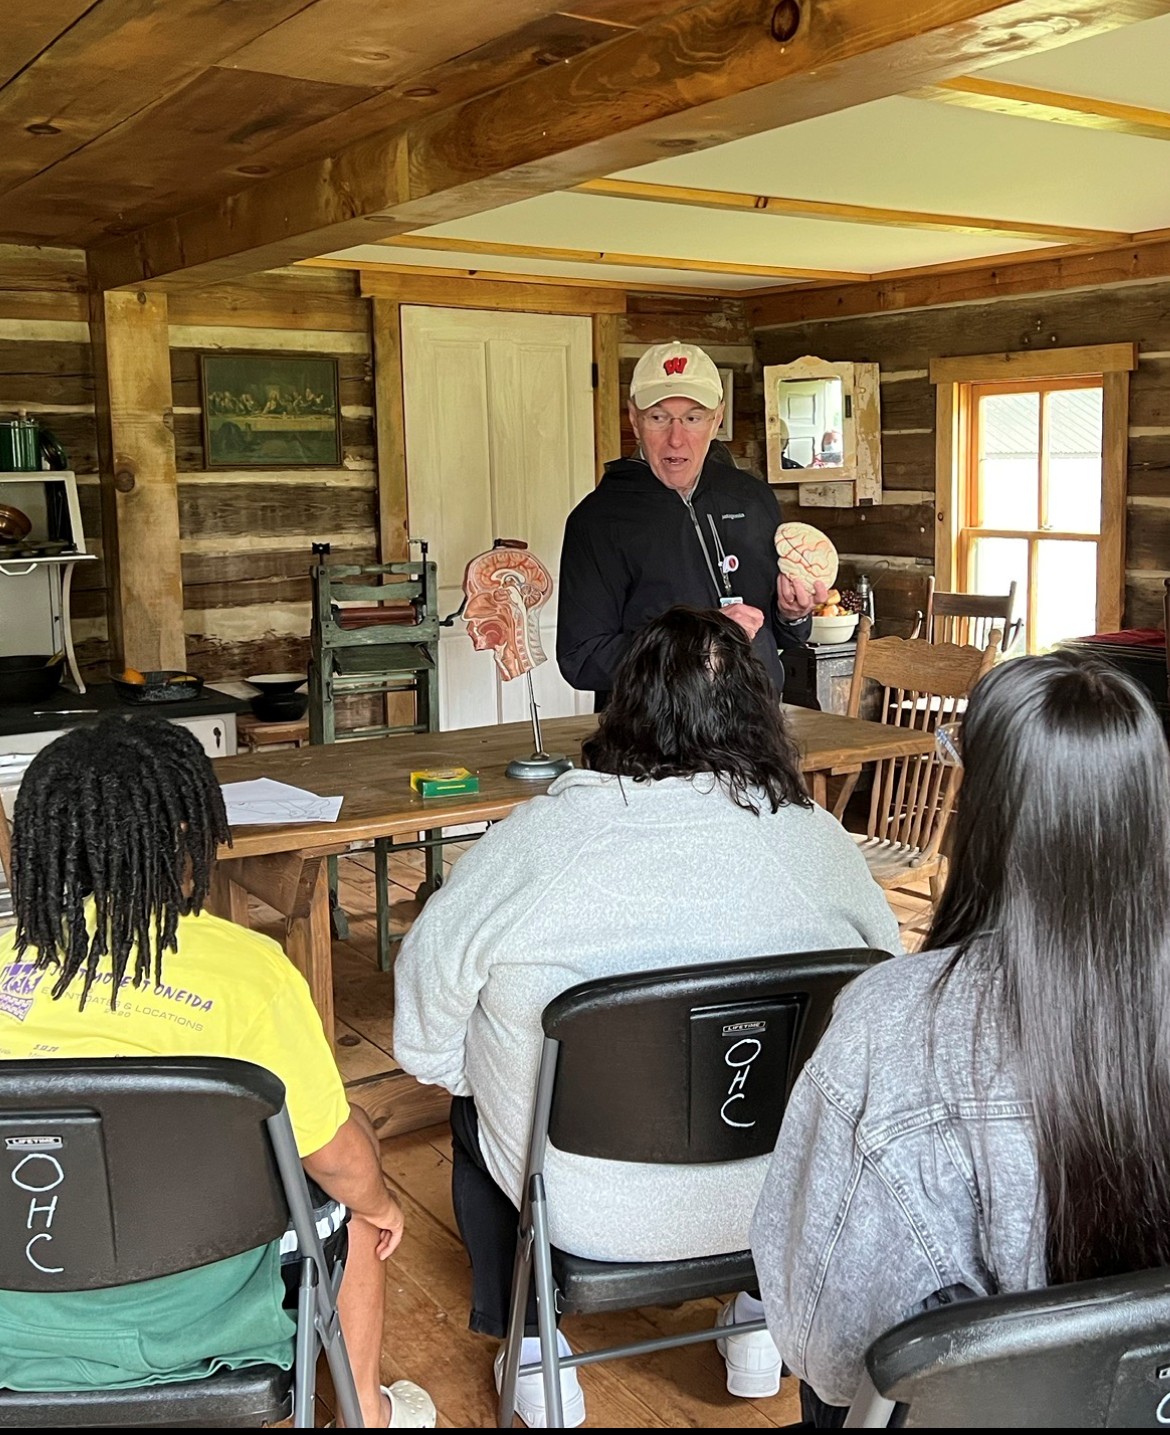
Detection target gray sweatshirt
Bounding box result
[750,948,1047,1408]
[393,768,901,1261]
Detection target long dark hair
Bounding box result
[926,651,1170,1284]
[11,716,230,1009]
[582,605,810,815]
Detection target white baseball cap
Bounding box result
[629,340,724,411]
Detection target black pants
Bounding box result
[450,1095,543,1339]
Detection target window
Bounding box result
[965,380,1102,653]
[931,346,1133,651]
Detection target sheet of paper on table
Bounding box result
[221,777,344,825]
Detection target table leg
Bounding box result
[285,857,336,1051]
[209,865,251,927]
[811,771,828,808]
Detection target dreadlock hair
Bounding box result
[11,715,231,1010]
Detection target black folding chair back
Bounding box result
[845,1266,1170,1428]
[0,1057,360,1428]
[499,948,890,1426]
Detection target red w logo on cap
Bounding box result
[663,356,688,375]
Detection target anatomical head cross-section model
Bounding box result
[462,541,554,681]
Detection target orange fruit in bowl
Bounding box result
[120,667,147,685]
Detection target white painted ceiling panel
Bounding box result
[982,12,1170,111]
[410,192,1054,274]
[612,97,1170,235]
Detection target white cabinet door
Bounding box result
[402,307,596,731]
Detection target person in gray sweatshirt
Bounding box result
[394,606,901,1427]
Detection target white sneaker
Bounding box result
[494,1330,586,1428]
[715,1297,782,1398]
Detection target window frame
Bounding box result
[931,343,1135,637]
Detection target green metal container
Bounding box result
[0,415,40,471]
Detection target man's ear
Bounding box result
[627,399,641,429]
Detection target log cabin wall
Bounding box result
[618,293,761,474]
[754,281,1170,634]
[168,267,375,683]
[0,246,109,675]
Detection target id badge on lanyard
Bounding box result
[708,515,741,606]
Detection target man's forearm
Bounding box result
[303,1113,392,1222]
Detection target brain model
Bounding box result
[774,521,839,591]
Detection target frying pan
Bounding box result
[0,654,64,704]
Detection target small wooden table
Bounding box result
[209,708,935,1050]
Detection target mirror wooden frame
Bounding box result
[763,355,882,508]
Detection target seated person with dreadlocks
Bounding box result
[0,717,435,1428]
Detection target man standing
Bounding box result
[557,340,822,707]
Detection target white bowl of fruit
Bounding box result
[809,589,861,645]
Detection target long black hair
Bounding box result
[11,716,230,1009]
[926,651,1170,1284]
[582,605,810,815]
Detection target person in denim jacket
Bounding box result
[751,651,1170,1424]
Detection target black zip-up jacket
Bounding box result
[556,454,811,703]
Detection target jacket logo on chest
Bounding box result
[721,512,745,521]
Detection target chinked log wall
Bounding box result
[0,250,379,687]
[618,293,760,474]
[0,246,106,673]
[755,281,1170,634]
[166,267,377,683]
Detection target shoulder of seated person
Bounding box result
[821,948,956,1049]
[183,909,290,970]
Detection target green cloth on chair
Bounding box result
[0,1242,294,1391]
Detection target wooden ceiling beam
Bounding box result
[374,233,869,282]
[571,176,1124,246]
[912,75,1170,143]
[88,0,1170,291]
[746,229,1170,327]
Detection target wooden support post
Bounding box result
[370,296,417,730]
[89,285,185,670]
[372,298,408,564]
[592,312,620,481]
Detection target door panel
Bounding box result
[402,307,596,731]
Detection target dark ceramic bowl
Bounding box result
[246,672,307,696]
[251,691,309,723]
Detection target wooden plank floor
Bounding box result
[285,844,931,1428]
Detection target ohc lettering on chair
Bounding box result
[721,1029,765,1130]
[7,1134,65,1276]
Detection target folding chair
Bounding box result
[0,1057,361,1428]
[844,1266,1170,1428]
[497,948,891,1428]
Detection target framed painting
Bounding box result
[200,352,342,468]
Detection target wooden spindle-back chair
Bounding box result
[913,575,1021,652]
[842,618,1001,914]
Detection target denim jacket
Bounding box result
[750,948,1047,1407]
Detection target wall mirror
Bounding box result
[764,356,882,507]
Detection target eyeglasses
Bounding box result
[935,720,963,768]
[639,409,718,431]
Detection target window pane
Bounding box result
[1035,540,1097,651]
[1045,387,1102,534]
[978,391,1039,530]
[968,535,1028,652]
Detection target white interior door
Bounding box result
[780,379,825,468]
[401,307,596,730]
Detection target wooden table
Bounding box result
[209,708,935,1047]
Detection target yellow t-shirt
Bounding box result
[0,910,349,1157]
